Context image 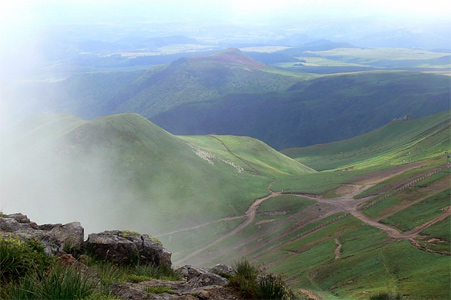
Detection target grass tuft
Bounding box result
[228,258,295,300]
[369,292,404,300]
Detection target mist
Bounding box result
[0,115,158,235]
[1,0,450,239]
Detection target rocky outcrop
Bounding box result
[0,213,84,255]
[0,213,241,300]
[0,213,170,267]
[86,230,172,266]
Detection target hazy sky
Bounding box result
[1,0,450,29]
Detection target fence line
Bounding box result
[361,165,450,211]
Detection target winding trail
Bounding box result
[334,238,342,259]
[174,183,280,265]
[173,163,449,265]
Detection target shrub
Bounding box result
[0,236,53,283]
[228,259,259,298]
[228,258,295,300]
[369,292,404,300]
[256,273,296,300]
[88,261,127,294]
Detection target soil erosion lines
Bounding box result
[174,189,281,265]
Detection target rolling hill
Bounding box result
[0,112,312,237]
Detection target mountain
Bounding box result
[152,71,450,149]
[0,113,312,236]
[104,48,299,118]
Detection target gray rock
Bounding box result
[208,264,235,277]
[188,272,228,288]
[0,214,84,256]
[176,265,206,281]
[110,283,150,300]
[176,265,228,288]
[86,230,171,266]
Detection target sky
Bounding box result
[1,0,450,29]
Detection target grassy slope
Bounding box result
[175,111,449,299]
[283,110,451,171]
[180,135,316,178]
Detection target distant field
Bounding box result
[273,48,451,74]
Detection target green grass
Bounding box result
[272,167,381,194]
[379,240,450,300]
[180,134,316,178]
[257,195,315,213]
[309,48,450,68]
[380,189,450,232]
[415,216,450,254]
[363,196,400,219]
[420,216,450,242]
[145,286,176,294]
[283,110,451,171]
[354,161,447,199]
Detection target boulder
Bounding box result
[208,264,235,277]
[0,213,84,256]
[176,265,206,281]
[188,272,228,288]
[176,265,228,288]
[86,230,172,266]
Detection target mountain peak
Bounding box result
[190,48,266,68]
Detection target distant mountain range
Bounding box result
[5,48,450,149]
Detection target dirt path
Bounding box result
[298,289,321,300]
[174,187,281,265]
[174,163,449,265]
[334,238,342,259]
[405,206,450,236]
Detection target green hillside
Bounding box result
[0,113,313,250]
[105,48,301,118]
[152,71,450,149]
[167,111,450,300]
[180,135,316,177]
[283,110,451,171]
[6,49,449,150]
